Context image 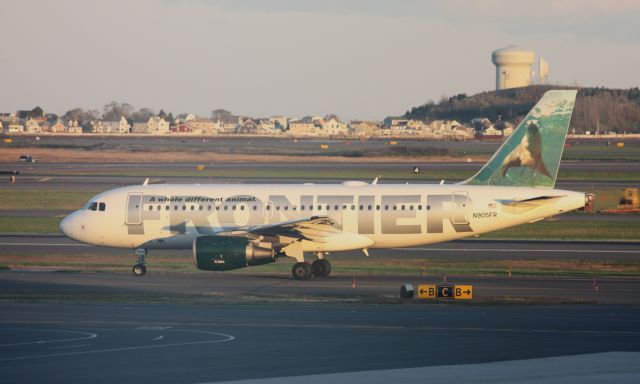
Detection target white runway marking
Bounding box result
[0,329,234,362]
[152,336,164,341]
[0,329,97,348]
[402,247,640,254]
[0,242,90,247]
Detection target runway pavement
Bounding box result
[0,302,639,383]
[1,161,638,190]
[2,234,640,261]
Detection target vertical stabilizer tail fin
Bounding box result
[463,90,577,188]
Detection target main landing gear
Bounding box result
[132,248,147,276]
[291,256,332,280]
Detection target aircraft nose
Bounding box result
[60,213,76,239]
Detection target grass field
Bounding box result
[27,168,640,182]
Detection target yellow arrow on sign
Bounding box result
[417,284,436,299]
[455,285,473,300]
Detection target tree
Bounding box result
[62,107,98,122]
[131,108,155,122]
[31,106,44,118]
[211,109,232,120]
[102,101,134,121]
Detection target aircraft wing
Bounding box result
[217,216,374,259]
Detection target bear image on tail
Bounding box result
[498,122,552,179]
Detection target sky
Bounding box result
[1,0,639,120]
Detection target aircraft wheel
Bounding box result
[292,262,312,280]
[312,259,331,277]
[132,263,147,276]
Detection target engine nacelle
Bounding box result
[193,235,275,271]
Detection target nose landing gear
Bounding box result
[132,248,147,276]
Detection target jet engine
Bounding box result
[193,235,275,271]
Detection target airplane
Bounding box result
[60,90,590,280]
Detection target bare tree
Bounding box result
[102,102,134,121]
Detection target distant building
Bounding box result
[7,121,24,133]
[269,115,288,131]
[322,117,348,136]
[50,120,66,133]
[131,122,148,134]
[184,119,218,135]
[92,116,130,134]
[25,118,42,133]
[236,118,259,134]
[147,116,169,134]
[66,119,82,134]
[289,121,316,136]
[350,121,380,137]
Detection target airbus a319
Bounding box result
[60,90,589,280]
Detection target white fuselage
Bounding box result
[60,182,586,252]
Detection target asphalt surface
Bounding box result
[1,161,638,190]
[2,234,639,261]
[0,302,639,383]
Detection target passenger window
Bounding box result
[157,205,161,211]
[384,205,389,210]
[351,205,355,210]
[253,205,257,211]
[418,205,422,210]
[182,205,186,211]
[166,205,170,211]
[334,205,339,210]
[343,205,347,210]
[376,205,380,210]
[190,205,195,211]
[208,206,211,211]
[88,202,98,211]
[224,206,228,211]
[368,205,372,210]
[401,205,405,210]
[232,205,236,211]
[174,205,178,210]
[266,206,271,211]
[317,205,321,211]
[409,205,413,210]
[199,205,203,211]
[427,205,431,210]
[149,206,153,211]
[99,202,106,211]
[241,205,245,211]
[300,205,305,211]
[326,205,330,210]
[359,205,363,210]
[284,206,288,211]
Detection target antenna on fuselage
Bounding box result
[143,178,149,186]
[440,180,445,185]
[372,176,379,185]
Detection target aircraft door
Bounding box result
[126,193,143,225]
[452,191,470,225]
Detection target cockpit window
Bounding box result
[88,202,98,211]
[99,202,106,211]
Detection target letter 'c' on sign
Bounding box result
[442,287,449,296]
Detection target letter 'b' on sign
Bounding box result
[455,285,473,300]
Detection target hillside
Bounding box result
[405,85,640,133]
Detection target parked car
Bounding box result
[19,155,37,163]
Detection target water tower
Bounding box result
[492,46,536,90]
